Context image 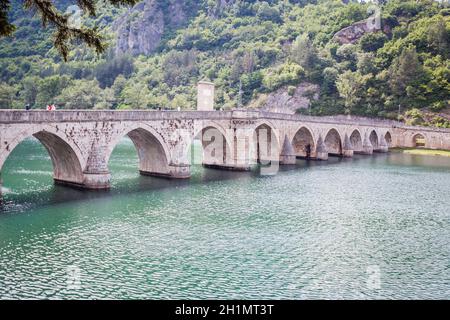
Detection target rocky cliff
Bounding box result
[113,0,191,56]
[249,83,320,114]
[333,18,390,44]
[113,0,237,56]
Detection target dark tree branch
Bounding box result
[0,0,140,61]
[0,0,15,37]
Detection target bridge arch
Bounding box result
[413,133,426,148]
[292,126,315,158]
[252,121,280,164]
[350,129,363,153]
[189,121,233,167]
[106,124,171,177]
[0,125,85,186]
[324,128,343,156]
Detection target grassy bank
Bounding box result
[390,148,450,157]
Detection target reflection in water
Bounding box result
[0,138,449,299]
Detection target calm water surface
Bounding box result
[0,138,449,299]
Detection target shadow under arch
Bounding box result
[292,126,315,158]
[385,131,392,148]
[350,129,363,153]
[0,128,85,188]
[106,125,171,178]
[369,130,379,150]
[413,133,426,148]
[324,128,343,156]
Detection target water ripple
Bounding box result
[0,140,449,299]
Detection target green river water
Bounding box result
[0,138,449,299]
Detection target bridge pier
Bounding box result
[82,172,111,190]
[377,135,389,153]
[360,133,374,155]
[342,134,354,158]
[342,149,354,157]
[201,157,251,171]
[168,163,191,178]
[280,135,296,165]
[141,163,191,179]
[315,135,329,161]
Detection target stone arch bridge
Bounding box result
[1,110,449,190]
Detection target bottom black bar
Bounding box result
[0,300,446,318]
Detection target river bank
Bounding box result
[390,148,450,157]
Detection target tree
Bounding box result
[321,67,338,94]
[422,55,450,106]
[290,34,318,72]
[357,52,377,75]
[55,79,106,109]
[121,82,151,109]
[0,82,16,109]
[256,2,282,23]
[427,16,449,57]
[170,93,191,110]
[19,76,40,107]
[111,74,127,107]
[359,32,388,52]
[336,44,358,71]
[0,0,138,61]
[263,62,304,91]
[95,55,134,88]
[240,71,263,104]
[336,70,370,115]
[35,75,71,108]
[388,46,425,105]
[162,50,198,87]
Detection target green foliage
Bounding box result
[290,34,319,74]
[336,70,371,115]
[241,71,263,103]
[359,32,388,52]
[55,79,113,109]
[430,115,450,128]
[263,62,304,91]
[405,108,426,126]
[0,81,17,109]
[95,54,134,88]
[321,67,338,94]
[163,50,198,87]
[120,81,152,109]
[0,0,448,127]
[388,46,427,107]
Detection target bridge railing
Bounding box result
[1,109,450,134]
[0,110,234,123]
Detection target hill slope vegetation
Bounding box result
[0,0,449,127]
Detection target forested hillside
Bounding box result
[0,0,449,127]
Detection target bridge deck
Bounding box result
[0,110,448,133]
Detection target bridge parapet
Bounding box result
[1,110,450,135]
